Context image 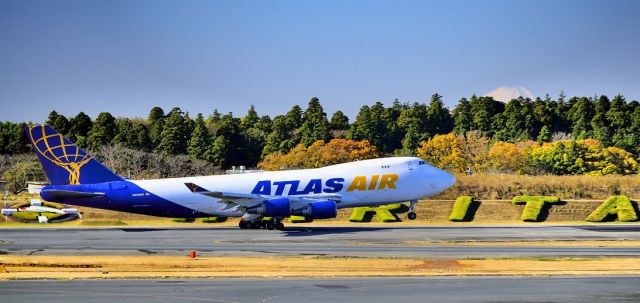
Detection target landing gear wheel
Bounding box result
[275,222,285,230]
[239,220,249,229]
[266,221,275,230]
[250,221,262,229]
[407,200,417,220]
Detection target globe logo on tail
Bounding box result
[28,125,91,185]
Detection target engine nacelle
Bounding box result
[247,198,290,217]
[292,200,337,219]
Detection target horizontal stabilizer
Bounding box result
[42,189,106,199]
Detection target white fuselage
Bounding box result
[130,157,456,217]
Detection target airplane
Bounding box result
[2,199,80,223]
[23,124,456,230]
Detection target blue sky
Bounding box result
[1,0,639,122]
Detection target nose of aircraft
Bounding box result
[439,169,457,189]
[428,166,456,193]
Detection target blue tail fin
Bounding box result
[24,124,123,185]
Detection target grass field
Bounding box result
[2,255,640,279]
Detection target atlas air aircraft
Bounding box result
[24,125,456,230]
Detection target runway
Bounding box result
[2,225,640,258]
[2,276,640,303]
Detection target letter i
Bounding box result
[368,175,380,190]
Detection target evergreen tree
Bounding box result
[470,95,504,137]
[330,111,350,131]
[68,112,92,142]
[262,115,291,157]
[255,115,273,134]
[591,95,612,146]
[397,103,428,151]
[426,93,453,137]
[52,115,70,135]
[46,111,60,127]
[569,97,594,139]
[607,95,630,149]
[299,97,330,146]
[495,99,524,142]
[208,136,230,167]
[285,105,303,129]
[148,107,165,124]
[112,118,135,148]
[87,112,116,150]
[537,125,552,142]
[241,127,267,167]
[453,97,472,134]
[348,105,372,143]
[132,124,152,152]
[148,107,166,149]
[519,97,536,140]
[243,105,259,130]
[187,114,210,160]
[214,113,244,166]
[157,107,190,154]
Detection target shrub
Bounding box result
[289,215,310,223]
[512,196,561,222]
[449,196,473,221]
[586,196,638,222]
[348,204,403,222]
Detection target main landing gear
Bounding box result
[239,218,285,230]
[407,200,417,220]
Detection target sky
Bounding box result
[1,0,639,122]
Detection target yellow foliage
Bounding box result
[417,133,465,173]
[257,139,381,170]
[489,141,527,173]
[417,132,490,174]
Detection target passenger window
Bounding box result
[408,162,414,170]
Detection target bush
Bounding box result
[348,203,404,223]
[449,196,473,221]
[512,196,561,222]
[586,196,638,222]
[289,215,310,223]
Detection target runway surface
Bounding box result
[2,276,640,303]
[2,225,640,258]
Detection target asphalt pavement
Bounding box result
[2,225,640,258]
[2,276,639,303]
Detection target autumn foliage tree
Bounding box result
[258,139,381,170]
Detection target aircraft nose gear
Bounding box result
[407,200,417,220]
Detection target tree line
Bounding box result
[1,93,639,171]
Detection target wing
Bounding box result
[184,182,342,210]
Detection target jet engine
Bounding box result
[292,200,337,219]
[246,198,291,217]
